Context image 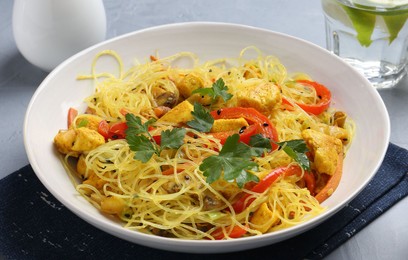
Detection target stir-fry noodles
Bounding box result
[54,47,354,240]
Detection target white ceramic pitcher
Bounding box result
[13,0,107,72]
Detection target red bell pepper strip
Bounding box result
[109,122,128,139]
[284,164,316,196]
[231,164,317,213]
[97,120,110,138]
[98,120,162,143]
[161,167,185,175]
[209,124,258,145]
[315,152,343,203]
[211,225,247,240]
[98,120,128,140]
[67,107,78,128]
[232,166,288,213]
[210,107,279,150]
[303,171,316,196]
[282,80,331,115]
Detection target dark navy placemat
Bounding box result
[1,143,407,260]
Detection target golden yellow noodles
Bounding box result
[54,46,354,240]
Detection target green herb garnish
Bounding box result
[186,102,214,132]
[249,134,273,156]
[77,119,89,128]
[277,139,310,171]
[192,78,233,104]
[125,113,186,162]
[160,128,187,149]
[199,134,260,188]
[199,134,310,188]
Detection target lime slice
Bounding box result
[383,13,408,44]
[342,5,376,47]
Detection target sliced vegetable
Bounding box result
[315,153,343,203]
[232,166,288,213]
[303,171,316,196]
[161,167,184,176]
[282,80,331,115]
[109,122,128,139]
[281,164,316,196]
[97,120,111,138]
[67,107,78,128]
[211,225,247,240]
[210,124,258,145]
[98,120,128,140]
[210,107,279,149]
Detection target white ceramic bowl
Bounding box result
[24,22,390,253]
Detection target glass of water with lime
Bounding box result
[322,0,408,88]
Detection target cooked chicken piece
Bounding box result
[71,114,103,131]
[176,73,212,105]
[316,123,349,143]
[54,129,77,155]
[302,129,343,176]
[100,196,125,215]
[71,128,105,152]
[236,79,281,114]
[82,170,107,191]
[177,73,204,98]
[156,100,194,125]
[77,154,88,178]
[250,202,280,233]
[76,154,99,181]
[210,118,249,133]
[54,128,105,156]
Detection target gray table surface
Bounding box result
[1,0,408,259]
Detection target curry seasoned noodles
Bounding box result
[53,47,354,240]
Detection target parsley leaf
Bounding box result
[126,135,156,163]
[125,114,186,162]
[277,139,310,171]
[249,134,272,156]
[199,134,259,188]
[212,78,233,102]
[191,78,232,103]
[187,102,214,132]
[160,128,187,149]
[125,113,155,136]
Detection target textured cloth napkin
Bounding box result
[1,143,407,260]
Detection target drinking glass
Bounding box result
[322,0,408,89]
